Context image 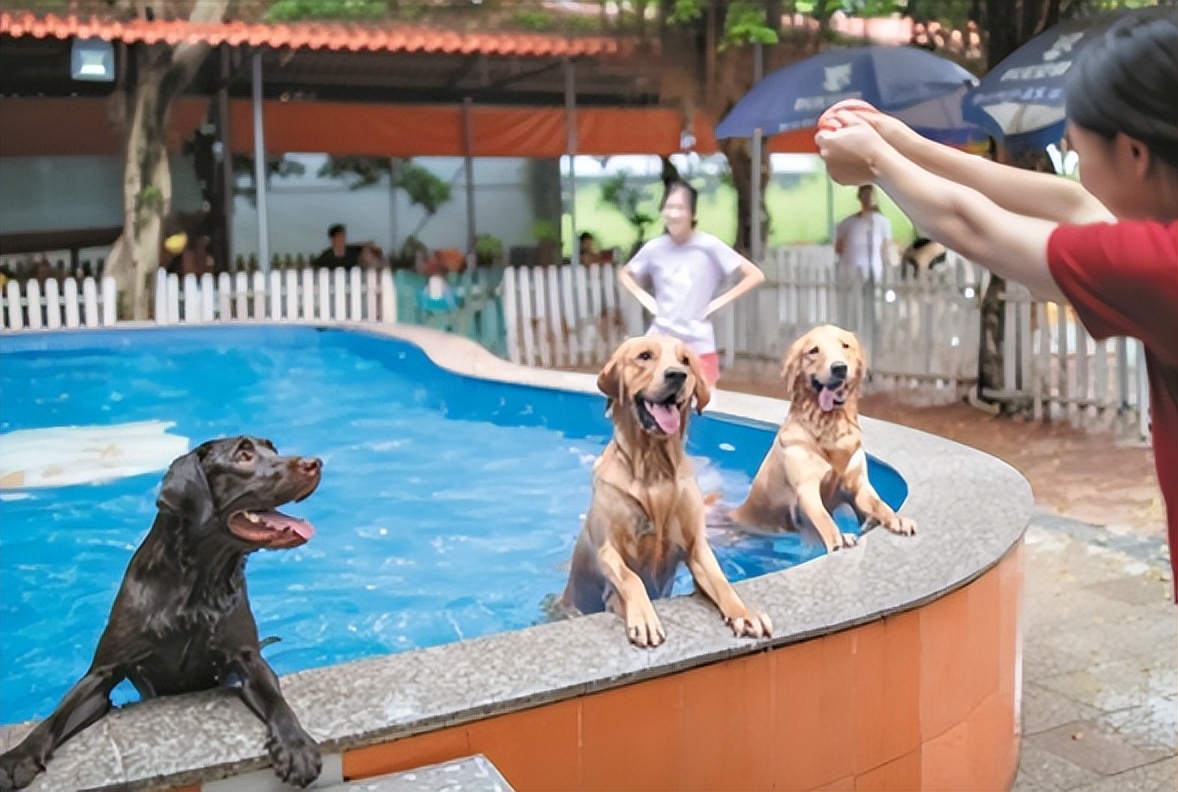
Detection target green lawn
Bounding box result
[562,170,918,257]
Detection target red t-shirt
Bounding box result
[1047,220,1178,598]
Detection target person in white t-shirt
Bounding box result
[835,184,893,281]
[618,180,765,386]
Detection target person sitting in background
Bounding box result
[578,230,614,265]
[315,224,386,270]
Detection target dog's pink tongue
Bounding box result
[261,511,315,541]
[646,401,681,434]
[819,388,837,412]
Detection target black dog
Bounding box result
[0,437,323,790]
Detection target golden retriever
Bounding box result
[558,335,772,647]
[726,324,916,551]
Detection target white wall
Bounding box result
[0,155,203,234]
[231,155,543,261]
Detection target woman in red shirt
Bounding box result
[814,9,1178,598]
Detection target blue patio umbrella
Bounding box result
[715,45,980,142]
[963,7,1160,140]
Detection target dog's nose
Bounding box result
[830,362,848,380]
[664,368,687,385]
[300,458,322,475]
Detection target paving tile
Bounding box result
[1011,742,1105,792]
[1026,719,1172,776]
[1037,659,1178,714]
[1022,638,1098,683]
[1072,756,1177,791]
[1084,574,1175,607]
[1022,682,1102,736]
[1096,696,1178,756]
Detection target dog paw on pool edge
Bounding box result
[727,610,773,639]
[266,729,322,788]
[0,749,44,792]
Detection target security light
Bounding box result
[71,37,115,82]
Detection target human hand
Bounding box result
[818,100,915,149]
[815,112,891,186]
[817,99,883,131]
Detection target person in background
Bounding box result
[835,184,893,283]
[579,231,599,260]
[315,224,386,270]
[814,8,1177,599]
[618,179,765,387]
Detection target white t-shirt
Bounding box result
[836,211,893,281]
[625,231,745,354]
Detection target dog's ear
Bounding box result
[852,336,868,382]
[157,447,215,525]
[683,346,711,414]
[597,350,624,403]
[780,335,807,391]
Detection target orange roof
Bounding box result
[0,11,638,58]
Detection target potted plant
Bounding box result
[532,219,560,267]
[474,233,503,267]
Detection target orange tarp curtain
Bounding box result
[0,96,822,159]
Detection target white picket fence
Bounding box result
[0,254,1149,439]
[152,267,396,324]
[499,246,1149,438]
[1,276,118,330]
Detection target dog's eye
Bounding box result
[808,346,820,355]
[680,355,690,365]
[637,351,653,361]
[841,342,850,349]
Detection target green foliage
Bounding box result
[667,0,703,24]
[264,0,387,22]
[511,8,553,30]
[318,156,393,189]
[599,171,657,250]
[231,154,307,205]
[667,0,778,48]
[475,232,504,263]
[532,218,560,243]
[392,162,452,216]
[721,1,780,48]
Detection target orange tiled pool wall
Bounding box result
[341,544,1024,792]
[0,325,1033,792]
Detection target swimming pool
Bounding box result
[0,325,906,726]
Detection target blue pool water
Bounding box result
[0,326,906,725]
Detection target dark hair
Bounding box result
[327,223,346,238]
[578,231,595,242]
[1065,8,1178,169]
[660,179,699,217]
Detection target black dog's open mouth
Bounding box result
[229,510,315,549]
[636,392,685,435]
[810,375,847,413]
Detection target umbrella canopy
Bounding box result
[715,45,979,141]
[964,7,1156,139]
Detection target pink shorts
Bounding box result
[698,352,721,386]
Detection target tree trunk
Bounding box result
[974,0,1054,409]
[106,50,173,319]
[104,0,227,319]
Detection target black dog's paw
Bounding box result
[265,728,321,788]
[0,748,45,792]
